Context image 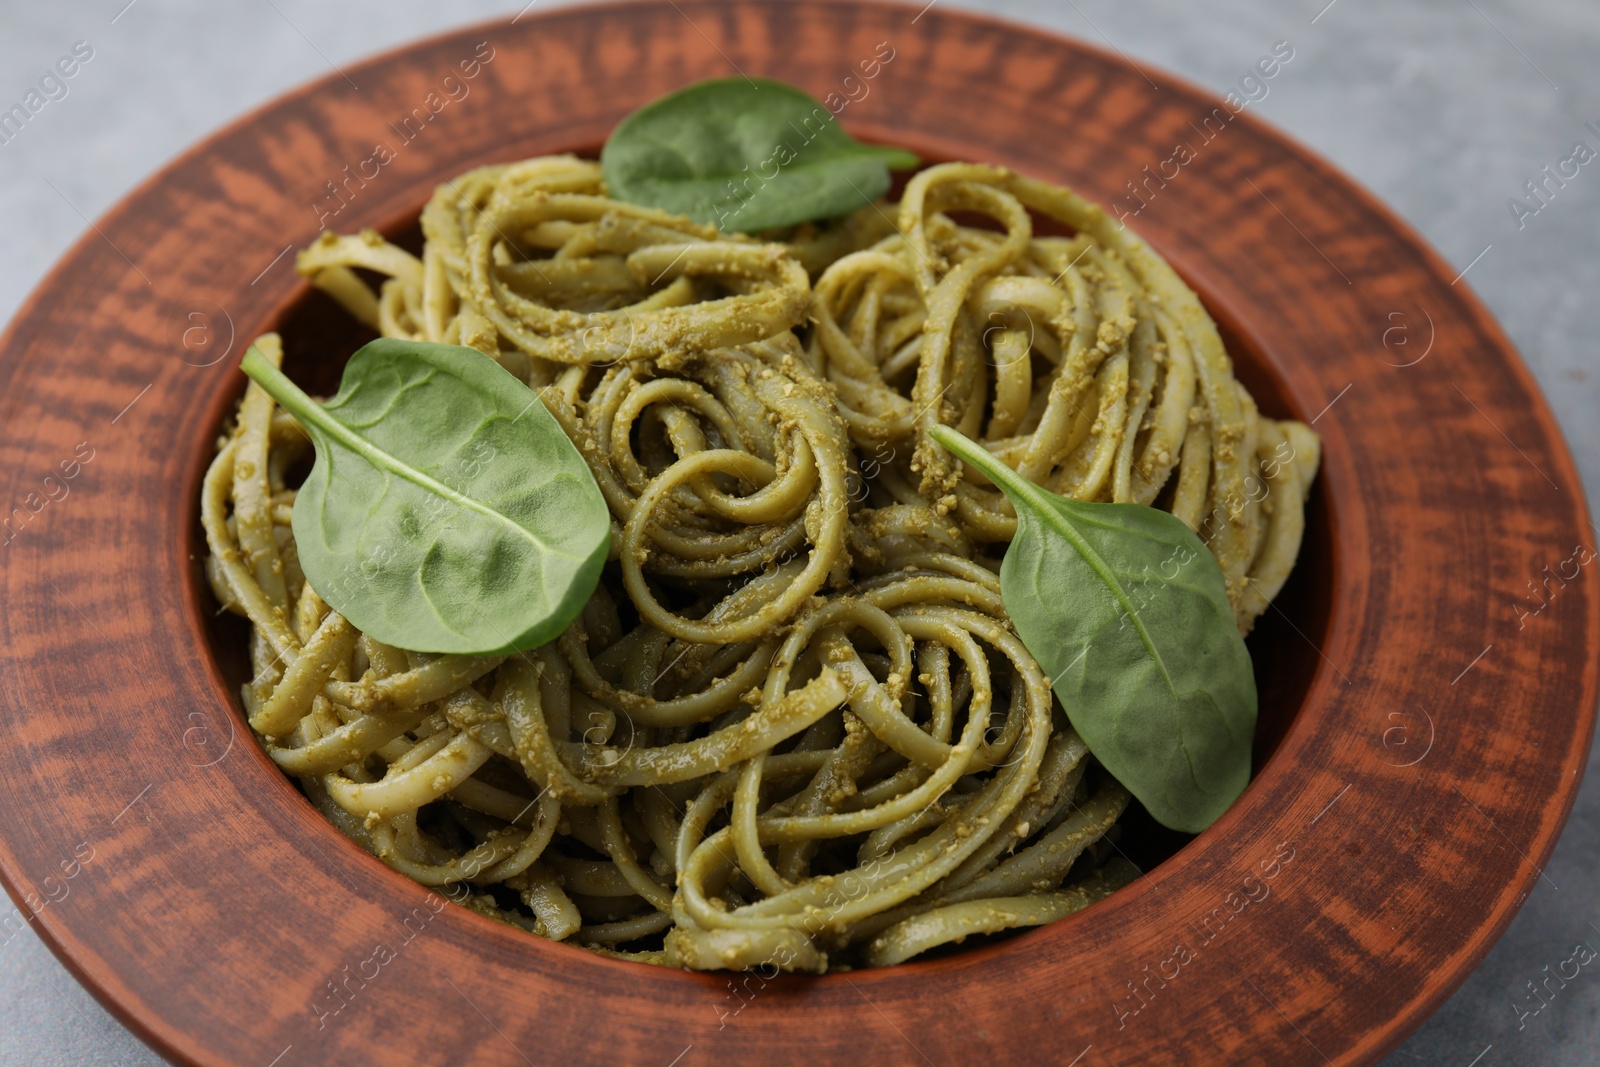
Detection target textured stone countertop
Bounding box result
[1,1,1596,1064]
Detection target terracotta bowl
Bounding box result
[0,3,1593,1065]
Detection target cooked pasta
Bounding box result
[202,155,1318,971]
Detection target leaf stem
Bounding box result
[928,425,1045,513]
[240,344,332,438]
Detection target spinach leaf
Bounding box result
[240,338,610,656]
[929,426,1256,834]
[601,77,919,234]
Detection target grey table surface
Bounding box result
[1,0,1597,1064]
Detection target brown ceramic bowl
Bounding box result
[0,3,1594,1065]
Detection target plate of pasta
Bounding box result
[0,3,1593,1066]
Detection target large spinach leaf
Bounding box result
[240,338,609,656]
[930,425,1256,833]
[601,77,919,233]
